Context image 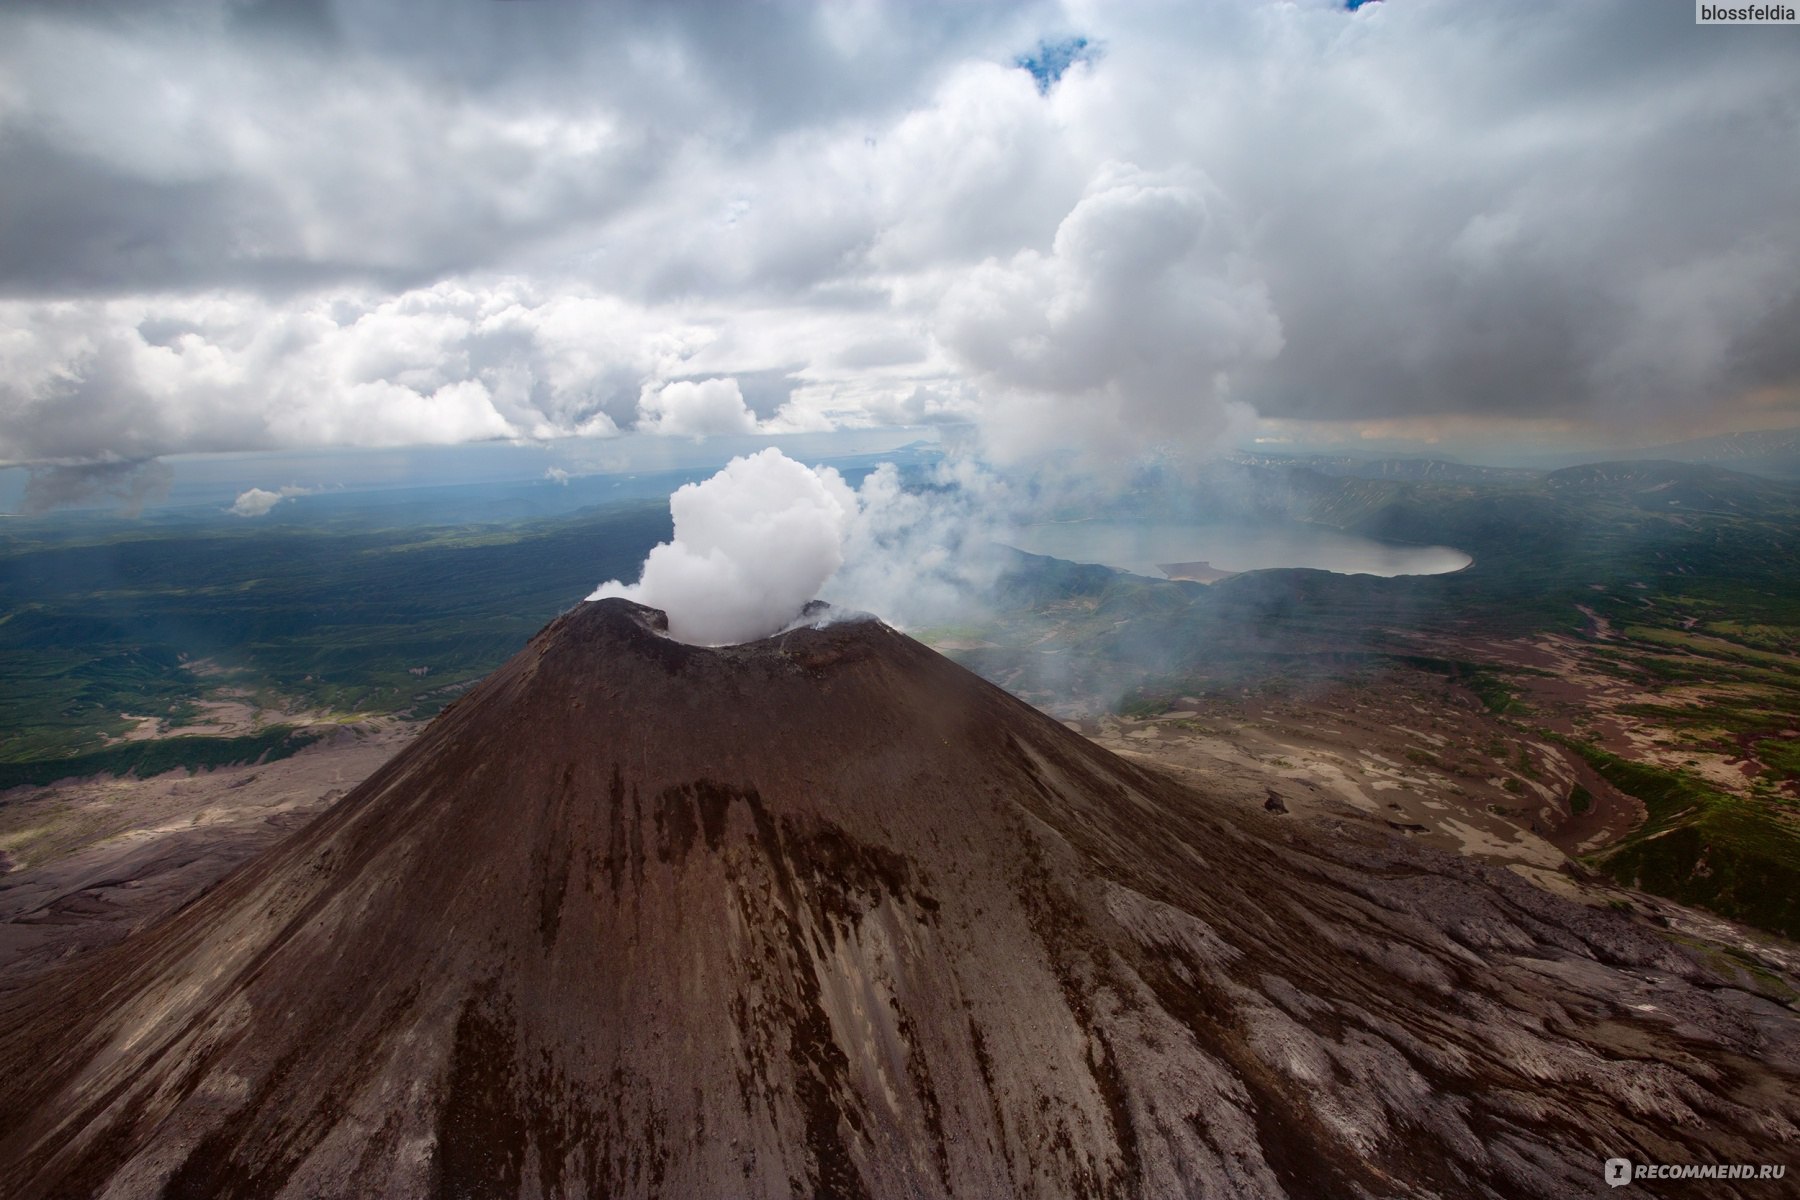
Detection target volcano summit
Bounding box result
[0,600,1794,1198]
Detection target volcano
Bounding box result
[0,600,1794,1198]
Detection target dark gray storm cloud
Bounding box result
[0,0,1796,471]
[21,458,172,515]
[0,0,1049,299]
[0,127,371,296]
[1217,2,1800,427]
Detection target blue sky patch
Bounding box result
[1015,37,1094,94]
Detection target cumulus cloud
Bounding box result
[227,484,311,517]
[636,378,759,440]
[935,166,1281,462]
[590,449,858,646]
[229,487,285,518]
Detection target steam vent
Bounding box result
[1,599,1795,1198]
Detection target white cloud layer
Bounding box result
[0,284,702,461]
[2,0,1797,473]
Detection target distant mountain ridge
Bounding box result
[1229,451,1538,485]
[1231,427,1800,483]
[1616,428,1800,479]
[1543,459,1800,516]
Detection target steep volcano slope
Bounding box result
[0,600,1794,1199]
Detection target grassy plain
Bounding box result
[0,501,671,775]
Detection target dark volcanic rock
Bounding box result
[0,599,1795,1198]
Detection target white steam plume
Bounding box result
[591,449,1010,646]
[589,449,856,646]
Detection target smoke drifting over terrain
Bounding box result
[594,450,1010,645]
[828,458,1012,628]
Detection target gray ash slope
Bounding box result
[0,600,1795,1199]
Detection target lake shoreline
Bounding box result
[1006,518,1473,580]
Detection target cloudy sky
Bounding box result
[2,0,1797,484]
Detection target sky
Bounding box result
[2,0,1798,506]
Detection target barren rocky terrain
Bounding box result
[0,602,1794,1198]
[0,719,416,992]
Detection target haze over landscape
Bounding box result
[2,2,1799,1197]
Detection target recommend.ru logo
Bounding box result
[1604,1156,1787,1186]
